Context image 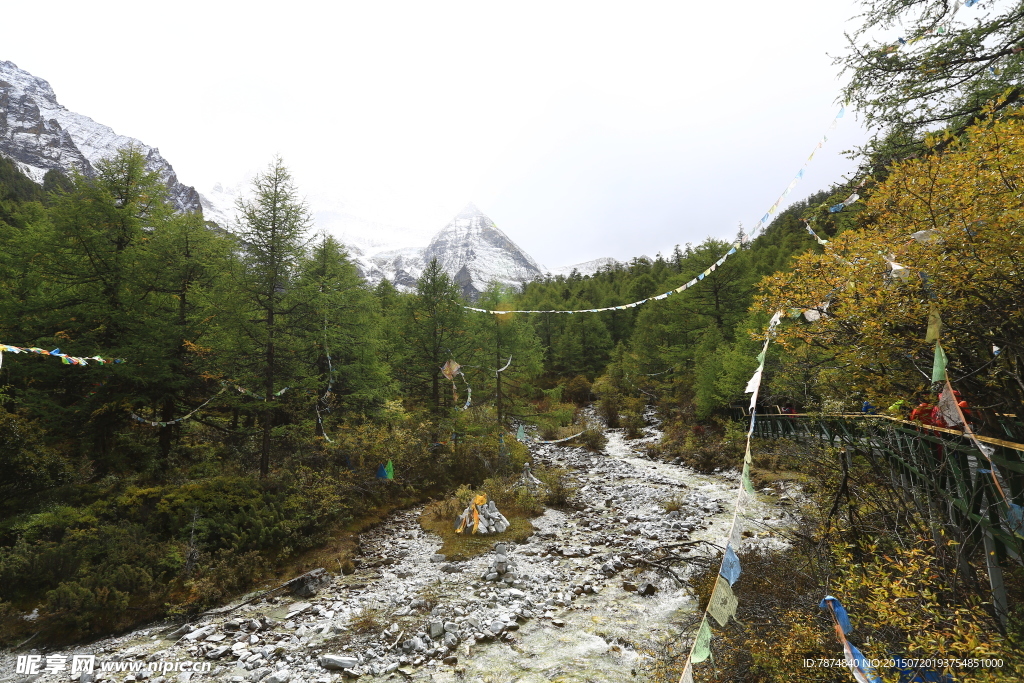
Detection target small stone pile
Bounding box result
[519,462,548,494]
[481,542,519,584]
[455,495,510,535]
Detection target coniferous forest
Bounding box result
[4,1,1024,679]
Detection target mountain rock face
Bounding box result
[0,64,547,297]
[355,204,544,299]
[0,60,200,213]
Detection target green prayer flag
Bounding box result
[516,424,526,442]
[385,459,394,480]
[931,342,948,383]
[925,302,942,342]
[691,618,714,663]
[741,463,755,493]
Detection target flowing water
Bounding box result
[1,416,796,683]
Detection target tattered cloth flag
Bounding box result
[819,596,883,683]
[936,387,963,428]
[803,301,829,322]
[925,302,942,343]
[441,359,461,391]
[376,461,394,480]
[690,618,714,664]
[883,254,912,282]
[441,359,468,405]
[455,494,510,535]
[931,342,948,383]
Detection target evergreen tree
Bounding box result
[398,258,470,413]
[231,157,312,476]
[34,146,179,465]
[293,235,392,425]
[144,209,234,459]
[839,0,1024,163]
[466,284,544,426]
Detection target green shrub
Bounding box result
[0,407,74,498]
[564,375,592,405]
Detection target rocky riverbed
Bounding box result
[1,415,799,683]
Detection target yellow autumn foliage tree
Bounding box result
[757,113,1024,419]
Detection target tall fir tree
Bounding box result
[232,157,312,476]
[398,259,470,413]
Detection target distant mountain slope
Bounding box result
[547,256,621,278]
[0,62,547,298]
[0,60,200,212]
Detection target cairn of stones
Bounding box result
[519,462,548,495]
[481,542,519,584]
[455,495,510,535]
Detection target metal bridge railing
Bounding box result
[752,412,1024,625]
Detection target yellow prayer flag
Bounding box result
[708,577,739,627]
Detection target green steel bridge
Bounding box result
[749,411,1024,626]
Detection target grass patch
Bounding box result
[420,510,534,562]
[661,493,686,513]
[349,603,386,634]
[419,476,542,561]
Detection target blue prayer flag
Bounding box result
[720,544,741,585]
[819,595,852,634]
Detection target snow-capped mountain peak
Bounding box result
[354,204,545,299]
[0,60,200,213]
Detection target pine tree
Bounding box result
[232,157,312,476]
[145,209,234,459]
[293,235,392,426]
[466,284,544,426]
[37,146,178,463]
[398,259,469,413]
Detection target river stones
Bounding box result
[318,654,359,670]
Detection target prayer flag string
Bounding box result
[130,386,226,427]
[533,430,586,445]
[131,380,291,428]
[678,311,782,682]
[466,103,848,315]
[0,343,124,366]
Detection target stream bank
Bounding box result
[2,415,797,683]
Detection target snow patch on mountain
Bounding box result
[547,257,621,278]
[0,60,200,213]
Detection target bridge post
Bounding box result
[983,528,1009,629]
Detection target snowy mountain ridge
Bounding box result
[1,61,609,299]
[547,256,621,278]
[0,60,200,212]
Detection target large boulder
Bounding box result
[319,655,359,671]
[288,568,330,598]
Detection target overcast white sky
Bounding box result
[6,0,870,269]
